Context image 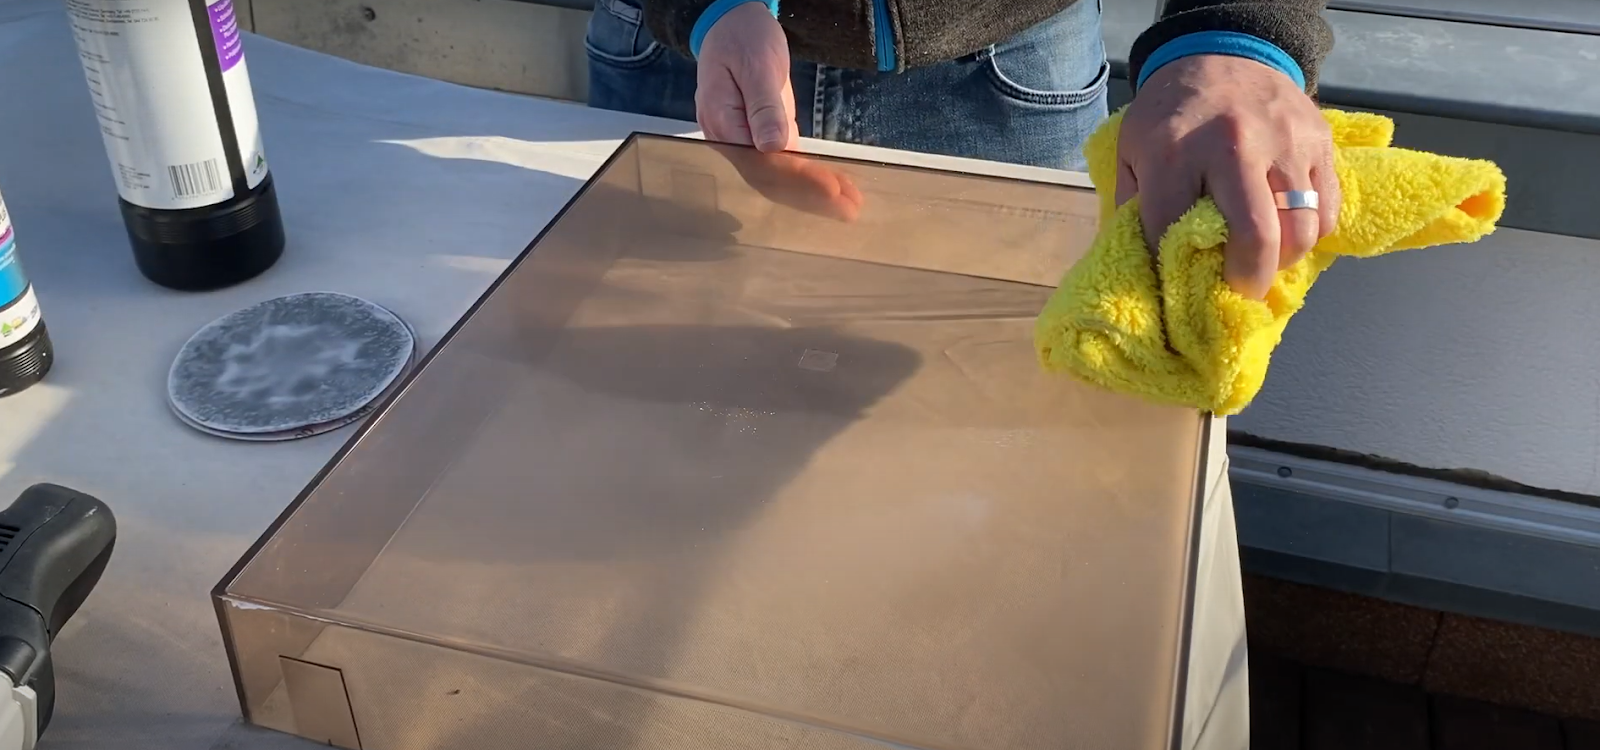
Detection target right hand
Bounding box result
[696,1,798,152]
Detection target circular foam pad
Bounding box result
[168,292,417,441]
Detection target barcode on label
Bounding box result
[168,159,222,200]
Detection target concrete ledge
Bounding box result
[507,0,593,8]
[1327,0,1600,36]
[1103,3,1600,135]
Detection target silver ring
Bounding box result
[1274,189,1319,211]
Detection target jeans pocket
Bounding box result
[986,55,1110,108]
[585,0,664,67]
[981,1,1111,109]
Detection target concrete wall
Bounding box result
[245,0,591,102]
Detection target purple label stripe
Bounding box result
[207,0,244,73]
[0,228,12,247]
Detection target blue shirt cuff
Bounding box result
[1135,31,1307,92]
[690,0,780,58]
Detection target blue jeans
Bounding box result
[585,0,1110,171]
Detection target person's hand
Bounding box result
[1116,54,1341,299]
[696,2,798,152]
[719,148,865,222]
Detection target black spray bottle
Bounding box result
[65,0,285,291]
[0,188,54,397]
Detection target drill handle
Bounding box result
[0,484,116,641]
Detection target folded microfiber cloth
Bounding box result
[1034,107,1507,415]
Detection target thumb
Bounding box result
[733,58,796,152]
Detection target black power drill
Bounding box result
[0,484,116,750]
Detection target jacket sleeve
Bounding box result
[643,0,719,58]
[1128,1,1335,95]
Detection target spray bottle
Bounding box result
[0,189,54,398]
[65,0,285,291]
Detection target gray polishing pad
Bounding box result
[168,292,417,441]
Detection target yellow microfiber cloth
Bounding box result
[1034,107,1507,415]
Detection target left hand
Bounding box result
[1116,54,1341,299]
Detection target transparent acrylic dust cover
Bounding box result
[214,136,1212,750]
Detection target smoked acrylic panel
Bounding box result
[214,134,1216,750]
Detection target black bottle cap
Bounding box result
[0,323,53,398]
[119,173,286,292]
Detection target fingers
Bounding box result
[744,75,798,152]
[1113,160,1138,208]
[1134,160,1204,259]
[777,155,861,221]
[837,171,864,209]
[1311,159,1342,240]
[695,75,795,151]
[1268,164,1319,271]
[696,65,753,145]
[829,169,865,222]
[1208,158,1281,299]
[1268,128,1338,270]
[695,62,796,152]
[718,148,864,223]
[1112,52,1340,299]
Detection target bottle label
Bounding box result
[208,0,270,190]
[66,0,268,211]
[0,199,43,349]
[0,287,43,350]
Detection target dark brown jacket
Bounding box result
[644,0,1333,93]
